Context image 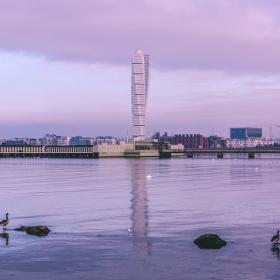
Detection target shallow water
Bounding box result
[0,157,280,279]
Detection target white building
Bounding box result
[226,138,273,148]
[131,50,149,141]
[57,136,71,146]
[95,136,118,145]
[41,134,58,146]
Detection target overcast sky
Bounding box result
[1,0,280,138]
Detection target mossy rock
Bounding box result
[194,234,227,249]
[15,226,51,236]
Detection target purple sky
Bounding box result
[0,0,280,138]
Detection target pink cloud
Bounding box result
[0,0,280,73]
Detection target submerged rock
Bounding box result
[15,226,51,236]
[194,234,227,249]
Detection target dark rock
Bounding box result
[14,225,51,236]
[14,226,27,232]
[0,232,9,238]
[194,234,227,249]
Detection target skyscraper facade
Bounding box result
[131,50,149,141]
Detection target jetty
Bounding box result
[1,144,280,159]
[0,142,184,159]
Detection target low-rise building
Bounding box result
[93,143,135,157]
[0,138,41,146]
[70,136,95,146]
[40,134,58,146]
[207,136,226,148]
[152,133,207,149]
[226,138,273,148]
[57,136,71,146]
[95,136,118,145]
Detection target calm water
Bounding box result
[0,157,280,279]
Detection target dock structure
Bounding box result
[0,142,183,159]
[185,147,280,159]
[1,145,280,159]
[0,145,98,158]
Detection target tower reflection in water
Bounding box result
[130,160,151,256]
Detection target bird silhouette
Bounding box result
[0,213,9,232]
[271,229,280,244]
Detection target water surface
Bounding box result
[0,158,279,279]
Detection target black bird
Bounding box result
[271,229,280,244]
[0,213,9,232]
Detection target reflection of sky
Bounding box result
[1,50,280,138]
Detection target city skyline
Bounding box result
[1,1,280,138]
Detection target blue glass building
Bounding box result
[230,128,262,139]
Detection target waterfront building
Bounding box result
[5,138,27,145]
[95,136,118,145]
[207,135,226,148]
[153,133,207,149]
[179,134,207,149]
[131,50,150,141]
[94,143,135,157]
[41,134,58,146]
[226,138,273,148]
[4,138,40,146]
[230,128,262,139]
[273,138,280,146]
[57,136,71,146]
[70,136,94,146]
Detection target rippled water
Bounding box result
[0,157,280,279]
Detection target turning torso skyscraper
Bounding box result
[131,50,150,141]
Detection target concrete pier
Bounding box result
[1,145,278,159]
[0,142,184,159]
